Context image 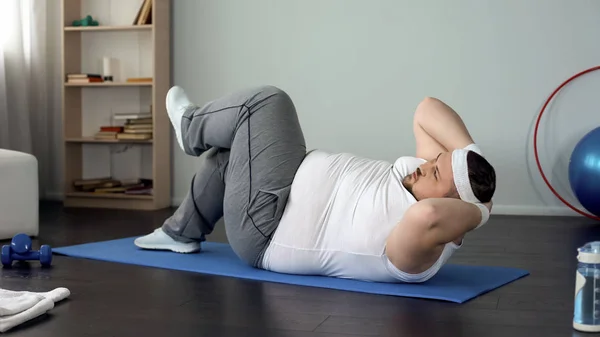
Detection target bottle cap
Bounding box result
[578,241,600,264]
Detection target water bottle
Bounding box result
[573,241,600,332]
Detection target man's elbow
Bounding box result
[418,96,444,108]
[414,97,442,121]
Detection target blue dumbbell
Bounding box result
[1,233,52,267]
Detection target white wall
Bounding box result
[168,0,600,216]
[47,0,600,217]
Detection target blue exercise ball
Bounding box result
[569,126,600,217]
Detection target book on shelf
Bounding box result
[124,187,153,195]
[93,129,152,140]
[126,117,152,125]
[123,129,152,134]
[94,187,128,193]
[117,111,153,139]
[113,112,152,120]
[67,73,102,79]
[73,177,153,195]
[100,126,123,133]
[123,123,152,130]
[94,131,118,139]
[123,120,153,132]
[66,73,104,83]
[117,133,152,140]
[126,77,153,83]
[91,110,154,140]
[133,0,152,25]
[93,126,123,139]
[73,177,114,187]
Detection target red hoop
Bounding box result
[533,65,600,221]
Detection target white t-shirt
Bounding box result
[261,150,461,283]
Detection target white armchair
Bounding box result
[0,149,39,240]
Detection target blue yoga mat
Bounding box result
[53,237,528,303]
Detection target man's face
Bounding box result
[402,152,456,200]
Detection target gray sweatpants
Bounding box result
[162,85,306,268]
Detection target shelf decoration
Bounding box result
[72,15,99,27]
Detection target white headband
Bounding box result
[452,149,481,203]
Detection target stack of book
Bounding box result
[66,73,103,84]
[114,112,153,140]
[93,126,123,140]
[73,177,153,195]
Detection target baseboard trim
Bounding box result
[43,191,64,201]
[171,197,184,207]
[48,192,576,217]
[489,205,579,217]
[46,193,186,208]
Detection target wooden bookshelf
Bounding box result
[60,0,171,210]
[64,82,153,87]
[65,137,153,144]
[64,25,153,32]
[66,192,154,200]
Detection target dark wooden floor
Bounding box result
[1,201,599,337]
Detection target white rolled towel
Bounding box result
[0,287,70,332]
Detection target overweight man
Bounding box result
[134,85,495,283]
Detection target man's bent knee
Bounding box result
[254,85,294,107]
[256,85,287,97]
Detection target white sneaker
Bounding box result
[165,86,194,151]
[134,228,201,253]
